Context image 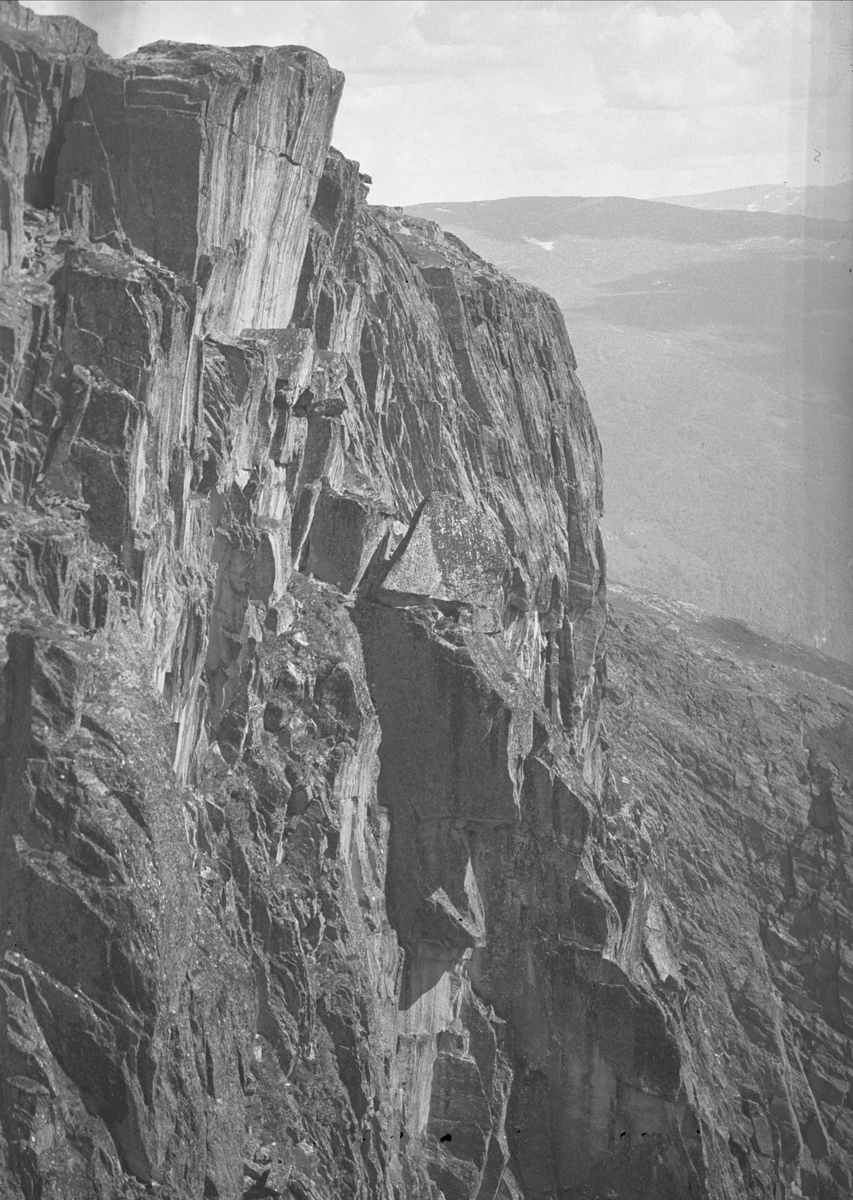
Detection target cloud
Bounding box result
[23,1,851,203]
[592,1,812,110]
[594,4,747,108]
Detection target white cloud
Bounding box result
[591,1,810,109]
[24,0,851,203]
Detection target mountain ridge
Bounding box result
[657,180,853,221]
[408,193,851,244]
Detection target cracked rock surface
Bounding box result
[0,3,850,1199]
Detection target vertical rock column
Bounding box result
[0,13,383,1198]
[54,40,343,334]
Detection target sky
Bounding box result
[27,0,853,206]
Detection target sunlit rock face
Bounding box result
[0,3,850,1199]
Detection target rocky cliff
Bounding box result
[0,4,849,1200]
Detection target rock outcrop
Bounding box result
[0,4,849,1199]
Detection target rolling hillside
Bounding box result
[407,194,853,661]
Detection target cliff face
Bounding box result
[0,5,850,1200]
[604,591,853,1200]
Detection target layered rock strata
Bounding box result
[0,4,849,1200]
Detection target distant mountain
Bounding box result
[658,181,853,222]
[407,194,848,245]
[406,194,853,662]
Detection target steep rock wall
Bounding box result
[0,5,849,1200]
[603,588,853,1200]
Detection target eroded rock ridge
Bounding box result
[0,4,850,1199]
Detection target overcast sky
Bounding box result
[28,0,853,206]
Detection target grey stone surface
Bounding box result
[0,4,850,1200]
